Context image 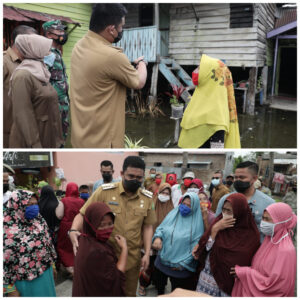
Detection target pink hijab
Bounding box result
[232,202,297,297]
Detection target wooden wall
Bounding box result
[168,3,276,67]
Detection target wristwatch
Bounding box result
[135,59,148,67]
[67,229,79,236]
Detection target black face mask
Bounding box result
[234,180,251,193]
[102,173,112,183]
[123,179,141,193]
[3,183,9,194]
[113,30,123,43]
[226,180,233,186]
[54,32,68,45]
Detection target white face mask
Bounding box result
[187,188,199,194]
[222,212,233,219]
[158,194,170,203]
[212,179,220,186]
[260,216,293,244]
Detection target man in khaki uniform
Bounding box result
[69,156,156,296]
[210,170,230,213]
[3,25,37,147]
[70,4,147,148]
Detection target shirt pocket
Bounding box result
[109,205,121,216]
[134,208,147,217]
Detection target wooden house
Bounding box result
[119,3,278,115]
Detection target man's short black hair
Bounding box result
[89,4,127,33]
[79,185,89,190]
[123,156,145,172]
[100,160,113,169]
[12,25,37,44]
[150,168,156,172]
[236,161,258,175]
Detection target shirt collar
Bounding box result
[248,190,257,204]
[87,30,112,46]
[7,47,20,63]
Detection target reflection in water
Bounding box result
[125,106,296,148]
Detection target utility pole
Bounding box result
[182,151,188,178]
[268,152,274,188]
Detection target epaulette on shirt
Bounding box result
[102,183,117,190]
[141,189,153,198]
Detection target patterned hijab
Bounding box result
[3,190,56,285]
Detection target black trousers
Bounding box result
[200,130,225,148]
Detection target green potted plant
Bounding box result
[166,85,185,118]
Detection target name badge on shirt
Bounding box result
[109,201,119,206]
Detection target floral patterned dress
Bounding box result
[3,190,57,296]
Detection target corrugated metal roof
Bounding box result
[275,8,297,29]
[4,5,80,25]
[3,5,33,22]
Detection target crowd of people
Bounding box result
[4,3,241,149]
[3,156,297,297]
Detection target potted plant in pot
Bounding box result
[166,85,185,119]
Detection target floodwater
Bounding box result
[125,106,297,148]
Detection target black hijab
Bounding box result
[39,185,60,232]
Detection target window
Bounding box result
[230,4,254,28]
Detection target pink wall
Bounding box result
[54,151,139,189]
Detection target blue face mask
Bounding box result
[25,205,39,220]
[44,52,56,67]
[211,179,220,186]
[80,193,90,200]
[179,204,192,216]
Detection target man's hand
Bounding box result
[69,231,81,256]
[152,237,162,250]
[133,56,144,65]
[192,243,199,259]
[141,253,150,271]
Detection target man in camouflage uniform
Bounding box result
[42,20,70,142]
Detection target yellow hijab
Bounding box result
[178,54,241,148]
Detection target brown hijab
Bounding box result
[72,202,125,297]
[13,34,52,83]
[195,193,260,295]
[154,183,174,231]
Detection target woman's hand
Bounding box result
[230,266,237,277]
[115,235,127,250]
[192,243,199,259]
[152,237,162,250]
[211,217,235,239]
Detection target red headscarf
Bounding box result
[166,173,177,186]
[195,193,260,295]
[190,178,204,191]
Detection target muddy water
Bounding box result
[125,106,296,148]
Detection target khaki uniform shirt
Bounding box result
[70,31,140,148]
[9,70,63,148]
[211,184,230,213]
[80,181,156,270]
[3,47,21,148]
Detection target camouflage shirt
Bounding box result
[47,47,70,141]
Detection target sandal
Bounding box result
[138,286,146,296]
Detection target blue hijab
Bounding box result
[153,192,204,272]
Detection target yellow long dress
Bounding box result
[178,55,241,148]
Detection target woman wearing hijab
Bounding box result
[178,54,240,148]
[57,182,85,277]
[138,183,174,296]
[39,185,64,246]
[193,193,260,296]
[166,173,177,187]
[9,34,63,148]
[3,190,57,297]
[198,191,215,230]
[231,202,297,297]
[152,192,204,294]
[187,178,204,194]
[72,202,127,296]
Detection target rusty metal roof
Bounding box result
[3,5,80,25]
[3,5,33,22]
[275,8,297,29]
